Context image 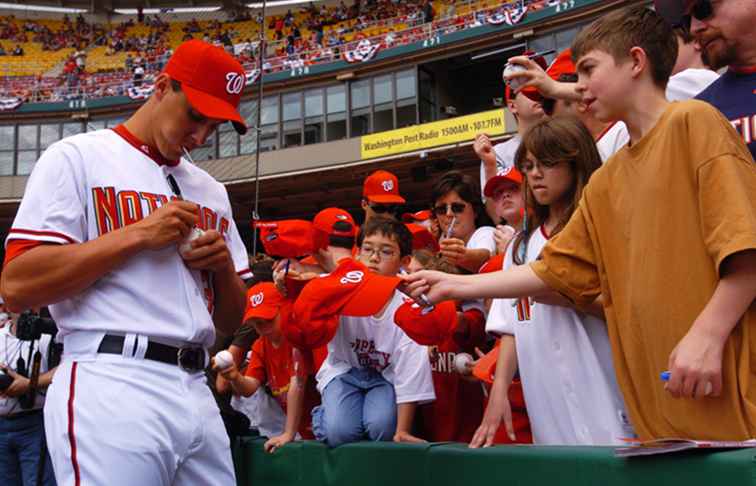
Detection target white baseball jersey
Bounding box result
[480,135,520,201]
[7,128,252,348]
[486,226,634,445]
[666,68,719,102]
[316,291,436,405]
[596,122,630,163]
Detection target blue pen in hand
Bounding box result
[660,371,713,395]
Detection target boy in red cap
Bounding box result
[217,283,325,452]
[309,218,435,447]
[2,39,251,485]
[361,170,406,224]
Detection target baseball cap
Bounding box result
[243,282,285,322]
[256,220,315,258]
[393,299,458,345]
[478,253,505,274]
[294,258,401,319]
[406,223,439,252]
[401,210,432,223]
[312,208,357,251]
[483,166,523,198]
[164,40,248,134]
[472,340,501,384]
[505,50,548,104]
[653,0,689,27]
[363,170,406,204]
[546,48,576,81]
[280,303,338,350]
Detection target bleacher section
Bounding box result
[0,0,549,103]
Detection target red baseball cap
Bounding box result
[483,166,523,198]
[164,40,248,134]
[546,48,576,81]
[406,223,439,252]
[294,258,400,318]
[472,340,501,384]
[243,282,285,322]
[363,170,406,204]
[402,210,432,223]
[393,298,458,345]
[280,303,338,350]
[505,50,548,103]
[312,208,357,251]
[478,253,505,274]
[256,220,315,258]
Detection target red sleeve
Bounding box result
[4,239,46,266]
[244,338,266,382]
[452,308,487,351]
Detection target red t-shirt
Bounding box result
[245,337,326,439]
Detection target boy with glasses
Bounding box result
[361,170,406,224]
[655,0,756,160]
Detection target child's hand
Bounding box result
[393,430,427,444]
[264,432,295,453]
[469,389,514,447]
[473,134,496,168]
[215,361,240,382]
[505,55,557,97]
[493,225,516,255]
[666,323,725,399]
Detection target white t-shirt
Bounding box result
[479,135,520,201]
[463,225,496,314]
[596,122,630,163]
[666,68,719,102]
[316,291,435,405]
[486,226,633,445]
[7,130,252,349]
[0,325,53,415]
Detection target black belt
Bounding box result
[97,335,207,372]
[2,409,43,420]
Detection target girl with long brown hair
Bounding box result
[473,117,634,446]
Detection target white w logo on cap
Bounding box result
[251,292,264,307]
[225,72,245,95]
[340,271,364,285]
[382,180,394,192]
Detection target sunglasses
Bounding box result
[688,0,714,21]
[369,204,402,215]
[432,202,467,216]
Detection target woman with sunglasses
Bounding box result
[431,171,495,274]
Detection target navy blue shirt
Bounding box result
[696,67,756,161]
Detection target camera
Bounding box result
[0,369,12,391]
[16,311,58,341]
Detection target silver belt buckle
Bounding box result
[176,346,205,372]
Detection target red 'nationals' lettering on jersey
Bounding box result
[91,187,230,237]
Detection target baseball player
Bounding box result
[1,40,251,485]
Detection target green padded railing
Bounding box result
[233,436,756,486]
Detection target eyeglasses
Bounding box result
[369,204,402,215]
[517,158,567,174]
[688,0,714,21]
[432,202,467,216]
[359,245,398,260]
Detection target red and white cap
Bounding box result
[164,40,248,134]
[243,282,286,322]
[363,170,406,204]
[483,166,524,197]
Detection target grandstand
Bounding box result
[0,0,642,254]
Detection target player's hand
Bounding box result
[0,365,30,398]
[493,225,516,255]
[393,430,427,444]
[439,237,466,265]
[469,388,514,448]
[505,56,558,97]
[473,133,496,169]
[215,360,240,382]
[665,323,724,399]
[181,229,234,273]
[132,200,199,250]
[264,432,295,453]
[400,270,458,305]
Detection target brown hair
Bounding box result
[430,170,492,228]
[512,117,601,265]
[571,5,678,89]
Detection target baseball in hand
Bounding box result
[454,352,473,375]
[503,63,527,92]
[179,227,205,254]
[214,350,234,370]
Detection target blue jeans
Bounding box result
[0,411,56,486]
[312,368,397,447]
